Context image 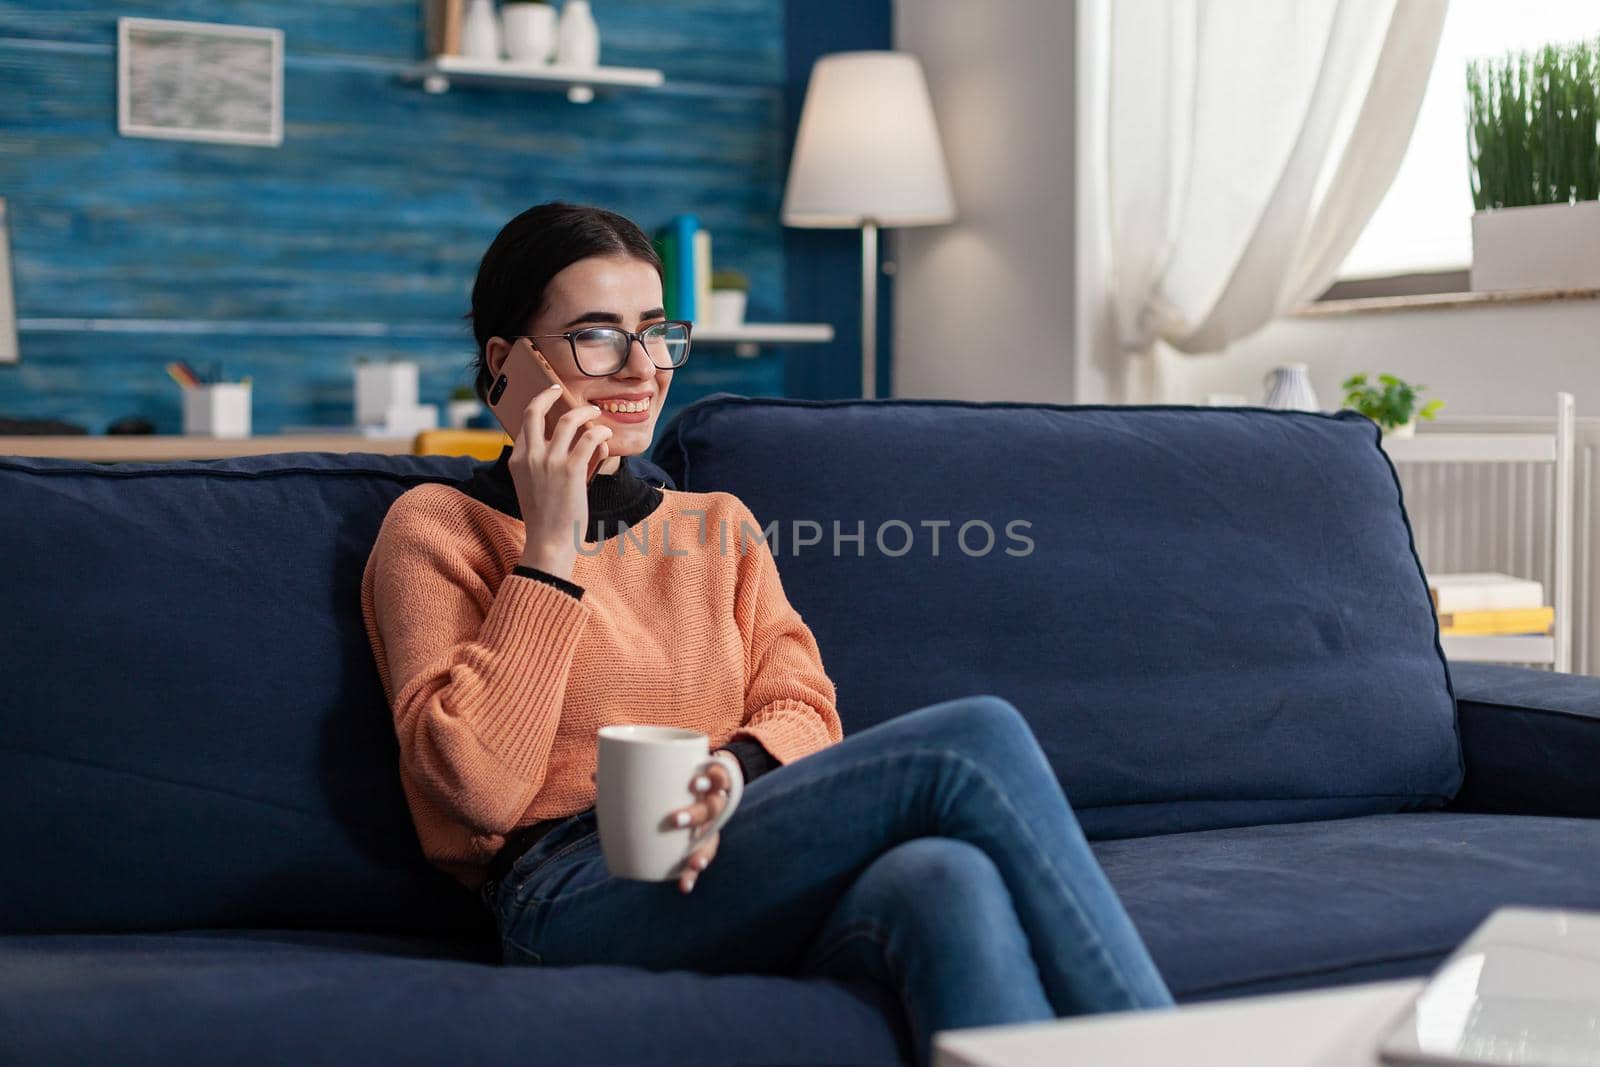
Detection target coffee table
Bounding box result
[932,978,1424,1067]
[935,905,1600,1067]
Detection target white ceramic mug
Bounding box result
[595,725,744,881]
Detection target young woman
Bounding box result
[360,201,1174,1067]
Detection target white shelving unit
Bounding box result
[693,322,834,358]
[1380,391,1576,672]
[403,55,664,101]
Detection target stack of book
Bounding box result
[1429,572,1554,635]
[652,214,712,323]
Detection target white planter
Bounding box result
[355,362,419,428]
[383,403,439,438]
[709,290,747,329]
[1382,418,1416,439]
[502,3,556,64]
[447,398,483,429]
[1470,200,1600,291]
[183,383,252,438]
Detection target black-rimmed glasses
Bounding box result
[517,320,693,377]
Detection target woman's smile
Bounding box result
[591,395,654,423]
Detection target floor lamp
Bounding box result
[782,51,955,399]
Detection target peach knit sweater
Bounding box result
[360,479,843,892]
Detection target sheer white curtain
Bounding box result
[1090,0,1448,402]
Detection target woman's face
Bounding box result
[489,253,674,471]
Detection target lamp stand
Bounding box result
[860,219,877,399]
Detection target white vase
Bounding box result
[557,0,600,68]
[460,0,502,61]
[1262,363,1320,412]
[503,2,556,64]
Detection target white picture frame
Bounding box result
[117,17,284,147]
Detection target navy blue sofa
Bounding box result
[3,395,1597,1066]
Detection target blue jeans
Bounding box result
[486,695,1175,1067]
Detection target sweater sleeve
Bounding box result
[716,738,780,785]
[727,499,844,766]
[362,499,592,836]
[512,562,586,600]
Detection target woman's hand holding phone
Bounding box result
[509,385,612,581]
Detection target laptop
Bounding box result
[1377,906,1600,1067]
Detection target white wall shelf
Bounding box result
[693,322,834,358]
[403,55,664,101]
[1381,392,1576,672]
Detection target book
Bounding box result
[427,0,463,56]
[694,229,712,325]
[1427,572,1544,613]
[670,214,699,322]
[1438,605,1554,635]
[654,228,679,318]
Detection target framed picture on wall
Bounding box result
[117,17,284,147]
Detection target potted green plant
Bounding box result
[1467,36,1600,290]
[1341,373,1443,439]
[709,268,749,329]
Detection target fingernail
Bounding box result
[546,384,560,391]
[684,875,697,891]
[673,811,691,827]
[693,855,707,870]
[692,775,710,793]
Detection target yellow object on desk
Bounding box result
[412,428,510,460]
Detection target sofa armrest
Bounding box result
[1443,661,1600,818]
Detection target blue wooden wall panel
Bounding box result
[0,0,844,439]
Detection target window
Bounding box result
[1335,0,1600,283]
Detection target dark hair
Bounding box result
[464,201,663,403]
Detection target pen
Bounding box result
[166,362,200,389]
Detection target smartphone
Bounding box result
[486,337,606,483]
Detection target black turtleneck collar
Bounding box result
[455,444,666,544]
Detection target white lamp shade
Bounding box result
[782,51,955,228]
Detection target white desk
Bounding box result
[0,433,417,461]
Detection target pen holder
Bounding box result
[183,382,252,438]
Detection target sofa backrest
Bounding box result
[651,395,1463,841]
[0,447,674,937]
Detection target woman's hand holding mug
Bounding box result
[591,753,741,894]
[591,726,744,894]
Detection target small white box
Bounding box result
[355,362,419,428]
[182,382,252,437]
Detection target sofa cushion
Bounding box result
[0,928,908,1066]
[652,395,1463,839]
[1091,811,1600,1001]
[0,448,673,937]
